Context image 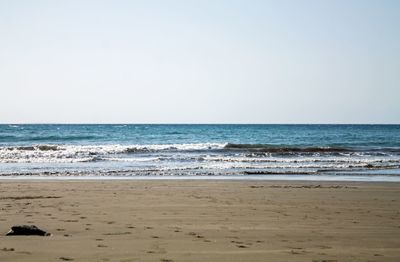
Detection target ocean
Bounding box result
[1,124,400,180]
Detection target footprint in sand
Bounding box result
[249,185,264,188]
[1,247,15,252]
[102,232,131,236]
[187,232,207,241]
[59,257,74,261]
[231,240,243,244]
[16,251,31,255]
[290,249,309,255]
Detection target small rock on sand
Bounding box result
[6,225,50,236]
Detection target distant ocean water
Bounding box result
[1,124,400,179]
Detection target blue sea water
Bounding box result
[0,124,399,179]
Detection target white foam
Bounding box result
[0,143,226,163]
[1,144,399,177]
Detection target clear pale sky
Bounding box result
[0,0,399,124]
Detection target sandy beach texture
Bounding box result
[1,180,400,262]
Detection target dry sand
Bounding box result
[0,180,400,262]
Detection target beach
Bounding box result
[1,180,399,261]
[2,0,399,259]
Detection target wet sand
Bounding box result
[1,180,400,261]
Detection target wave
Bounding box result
[223,143,400,154]
[224,143,353,153]
[14,145,59,151]
[0,143,226,163]
[2,142,400,154]
[1,143,400,169]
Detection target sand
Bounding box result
[0,180,400,262]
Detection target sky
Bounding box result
[0,0,399,124]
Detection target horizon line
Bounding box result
[1,123,399,125]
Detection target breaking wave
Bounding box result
[0,143,225,163]
[0,142,399,177]
[1,142,400,164]
[224,143,352,153]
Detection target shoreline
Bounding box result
[1,174,400,182]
